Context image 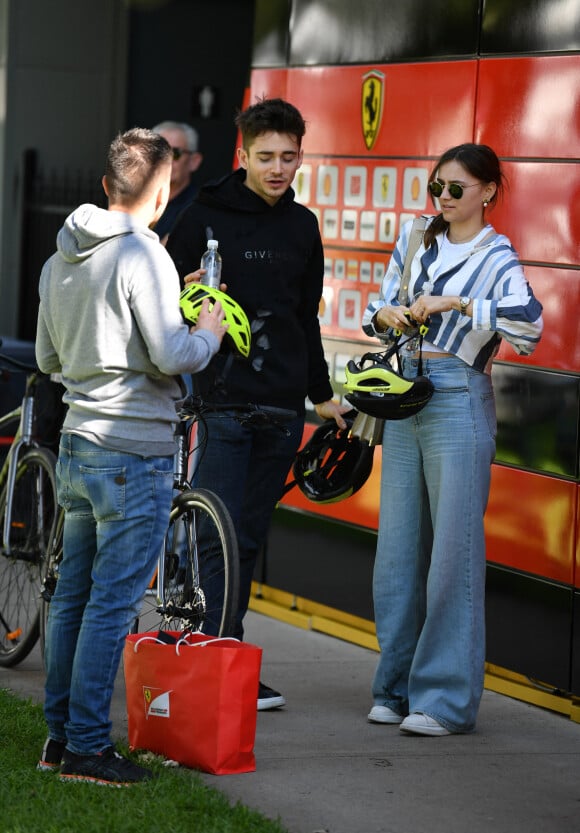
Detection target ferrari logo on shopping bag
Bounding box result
[142,686,172,719]
[362,70,384,151]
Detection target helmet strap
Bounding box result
[416,332,425,377]
[207,351,235,400]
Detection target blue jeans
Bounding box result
[44,434,174,755]
[371,355,496,733]
[194,412,304,639]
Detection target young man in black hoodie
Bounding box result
[167,98,347,710]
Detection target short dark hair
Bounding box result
[104,128,172,204]
[235,98,306,149]
[424,143,506,247]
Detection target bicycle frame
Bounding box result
[0,372,43,555]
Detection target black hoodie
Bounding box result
[167,168,334,414]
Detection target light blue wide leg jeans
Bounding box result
[44,433,174,754]
[371,355,496,733]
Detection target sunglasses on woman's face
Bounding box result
[428,179,480,200]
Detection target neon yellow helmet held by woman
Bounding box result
[344,351,434,419]
[179,284,251,358]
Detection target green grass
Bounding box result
[0,687,289,833]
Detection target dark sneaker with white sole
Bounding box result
[60,746,155,786]
[257,682,286,710]
[37,737,67,772]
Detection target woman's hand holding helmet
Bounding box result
[408,294,452,324]
[375,304,413,333]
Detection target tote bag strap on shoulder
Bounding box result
[398,215,428,306]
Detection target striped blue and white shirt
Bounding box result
[362,217,544,373]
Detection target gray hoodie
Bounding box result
[36,203,219,454]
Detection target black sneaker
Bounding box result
[37,737,67,772]
[257,681,286,711]
[60,746,155,786]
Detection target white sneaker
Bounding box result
[400,713,451,736]
[257,682,286,711]
[367,705,403,724]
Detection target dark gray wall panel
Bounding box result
[482,0,580,55]
[288,0,481,65]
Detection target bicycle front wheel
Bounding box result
[0,447,57,666]
[135,488,239,638]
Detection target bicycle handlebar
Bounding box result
[178,395,298,430]
[0,340,40,375]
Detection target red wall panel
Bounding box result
[496,266,580,372]
[485,467,576,586]
[250,54,579,591]
[253,63,478,157]
[491,162,580,267]
[576,487,580,588]
[280,421,381,530]
[283,428,576,588]
[475,56,580,160]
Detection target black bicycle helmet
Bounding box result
[344,351,434,419]
[179,284,251,358]
[292,410,374,504]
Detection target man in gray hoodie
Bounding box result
[35,128,226,786]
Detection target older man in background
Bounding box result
[152,120,203,243]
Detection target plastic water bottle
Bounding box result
[200,239,222,289]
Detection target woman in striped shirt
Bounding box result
[364,143,543,737]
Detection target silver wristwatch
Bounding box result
[459,296,470,315]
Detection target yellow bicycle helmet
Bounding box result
[344,350,434,419]
[179,284,251,358]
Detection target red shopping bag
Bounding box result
[123,632,262,775]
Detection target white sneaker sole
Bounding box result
[400,715,451,736]
[367,705,403,724]
[257,695,286,711]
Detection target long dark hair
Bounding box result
[424,143,505,248]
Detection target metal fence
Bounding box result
[18,149,105,341]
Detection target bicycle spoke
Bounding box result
[0,448,57,666]
[134,489,239,637]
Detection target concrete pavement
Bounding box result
[2,610,579,833]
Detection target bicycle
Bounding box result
[0,342,61,667]
[40,393,297,644]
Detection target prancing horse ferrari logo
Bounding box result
[362,70,385,151]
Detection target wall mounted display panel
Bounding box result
[289,0,480,65]
[486,565,573,693]
[279,63,479,158]
[489,161,580,268]
[481,0,580,55]
[576,487,580,589]
[485,467,576,586]
[252,0,291,67]
[572,589,580,693]
[475,56,580,160]
[492,365,579,479]
[495,266,580,374]
[498,264,580,373]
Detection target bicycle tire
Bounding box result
[0,446,57,666]
[134,488,239,638]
